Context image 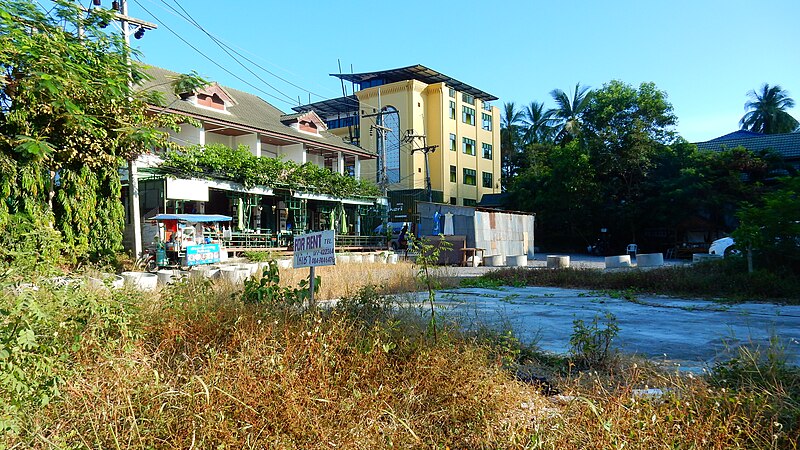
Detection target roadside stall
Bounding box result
[148,214,232,270]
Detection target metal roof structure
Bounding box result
[330,64,498,101]
[292,95,359,116]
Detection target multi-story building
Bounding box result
[123,66,382,254]
[294,65,501,220]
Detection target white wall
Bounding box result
[234,133,260,156]
[169,123,203,146]
[205,132,232,147]
[279,143,305,164]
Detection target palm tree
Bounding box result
[740,84,799,134]
[521,101,555,144]
[549,82,592,144]
[500,102,524,183]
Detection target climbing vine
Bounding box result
[157,143,382,199]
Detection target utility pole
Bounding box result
[93,0,156,258]
[403,130,437,202]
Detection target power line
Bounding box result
[160,0,296,105]
[130,0,297,108]
[138,0,386,113]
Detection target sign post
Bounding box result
[292,230,336,308]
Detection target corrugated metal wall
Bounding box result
[417,202,535,259]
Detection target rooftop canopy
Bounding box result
[331,64,498,102]
[292,94,359,116]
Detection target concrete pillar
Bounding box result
[546,255,570,269]
[337,152,344,175]
[354,156,361,179]
[129,160,142,257]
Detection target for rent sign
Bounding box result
[293,230,336,268]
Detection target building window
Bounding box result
[448,87,455,98]
[449,133,457,151]
[481,113,492,131]
[449,100,456,119]
[463,168,476,186]
[463,198,477,206]
[463,137,475,156]
[482,171,493,188]
[462,106,475,125]
[380,106,401,183]
[482,100,492,111]
[450,165,457,183]
[482,142,493,159]
[462,93,475,105]
[450,197,457,205]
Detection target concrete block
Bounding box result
[636,253,664,268]
[605,255,632,269]
[507,255,527,267]
[547,255,570,269]
[484,255,505,267]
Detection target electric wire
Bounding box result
[139,0,386,113]
[159,0,295,105]
[130,0,297,107]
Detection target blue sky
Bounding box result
[125,0,800,142]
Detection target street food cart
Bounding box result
[148,214,232,269]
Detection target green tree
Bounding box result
[582,80,677,241]
[549,82,592,145]
[740,84,800,134]
[0,0,184,263]
[500,101,524,185]
[521,101,555,145]
[733,176,800,273]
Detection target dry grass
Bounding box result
[277,261,421,300]
[4,271,798,448]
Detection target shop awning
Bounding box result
[150,214,232,223]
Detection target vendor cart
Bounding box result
[147,214,232,270]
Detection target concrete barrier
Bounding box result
[277,259,293,269]
[693,253,722,263]
[547,255,570,269]
[605,255,632,269]
[336,254,351,264]
[363,253,376,263]
[484,255,505,267]
[507,255,528,267]
[351,254,364,264]
[387,254,399,264]
[121,272,158,291]
[636,253,664,268]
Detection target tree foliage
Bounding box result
[0,0,185,263]
[740,84,799,134]
[505,79,787,253]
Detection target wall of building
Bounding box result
[279,143,305,164]
[417,202,535,259]
[234,133,260,156]
[169,123,204,146]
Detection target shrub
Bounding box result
[569,312,619,369]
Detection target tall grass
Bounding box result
[3,271,798,448]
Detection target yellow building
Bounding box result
[295,65,501,217]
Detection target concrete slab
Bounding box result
[420,286,800,372]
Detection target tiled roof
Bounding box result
[696,131,800,159]
[136,66,375,157]
[708,130,764,141]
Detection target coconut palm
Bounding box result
[549,82,592,144]
[521,101,555,144]
[501,102,524,182]
[740,84,799,134]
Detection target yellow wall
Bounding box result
[348,77,501,206]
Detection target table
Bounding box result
[460,248,485,267]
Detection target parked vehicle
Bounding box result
[374,222,409,250]
[709,237,738,256]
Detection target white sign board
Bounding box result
[293,230,336,268]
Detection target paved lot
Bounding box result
[421,285,800,372]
